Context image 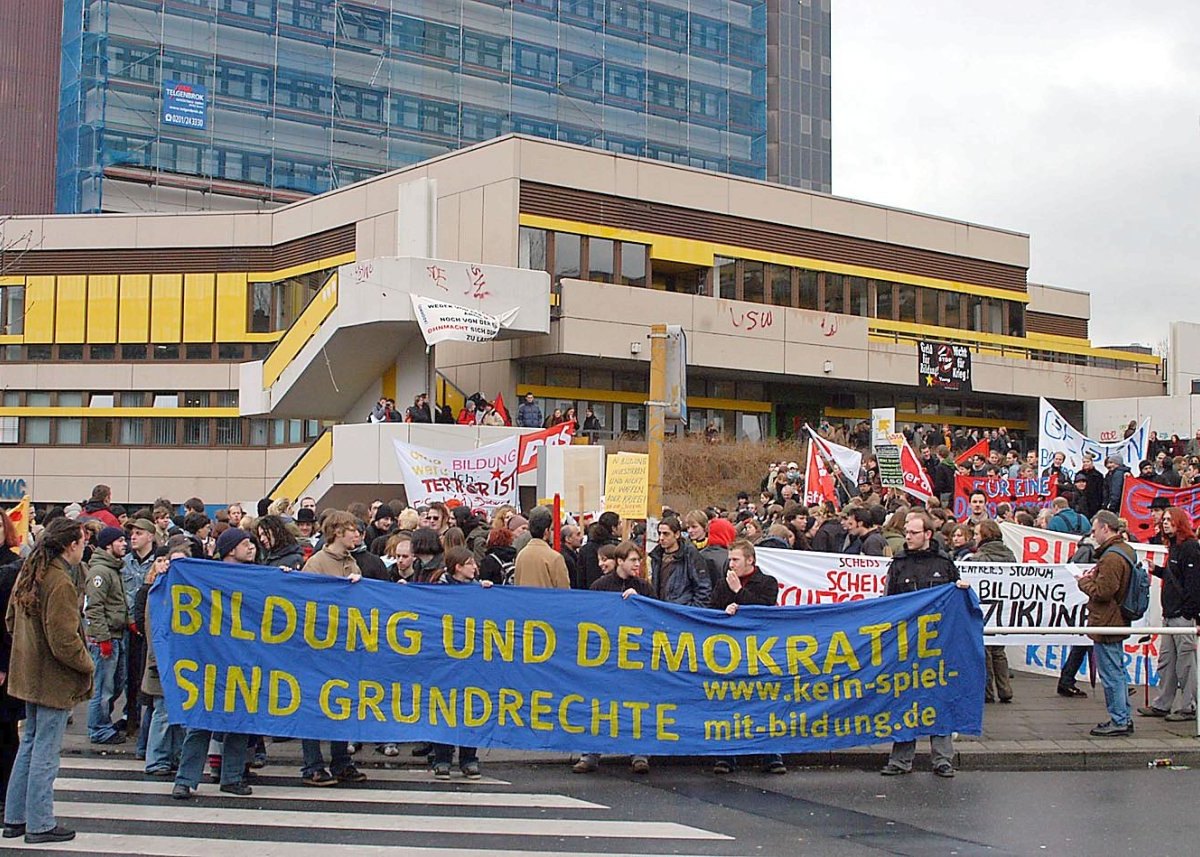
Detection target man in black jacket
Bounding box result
[880,512,969,779]
[578,513,620,588]
[648,517,711,607]
[1075,454,1105,517]
[709,540,785,775]
[1102,456,1131,512]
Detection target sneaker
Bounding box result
[336,765,367,784]
[135,752,146,760]
[92,733,126,745]
[24,825,75,844]
[144,767,174,778]
[1089,721,1133,736]
[250,752,267,769]
[461,760,482,780]
[763,760,787,775]
[1137,706,1169,717]
[346,742,358,755]
[378,743,401,757]
[572,758,598,774]
[630,757,650,774]
[1057,686,1087,698]
[433,763,452,780]
[219,781,253,796]
[3,824,26,838]
[1165,710,1196,722]
[880,763,911,776]
[301,769,338,787]
[171,783,194,800]
[998,698,1013,704]
[712,760,733,775]
[933,765,956,778]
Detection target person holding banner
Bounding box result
[880,513,969,779]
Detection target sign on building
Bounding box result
[918,341,972,392]
[163,81,207,129]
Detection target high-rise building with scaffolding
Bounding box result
[54,0,831,213]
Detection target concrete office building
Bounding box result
[0,136,1163,507]
[55,0,831,216]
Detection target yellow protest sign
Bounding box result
[604,453,649,520]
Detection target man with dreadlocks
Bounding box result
[3,518,95,844]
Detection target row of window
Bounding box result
[0,341,274,362]
[1,391,237,408]
[520,228,648,288]
[0,415,321,448]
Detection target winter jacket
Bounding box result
[1048,508,1091,536]
[514,538,570,589]
[859,530,890,557]
[1102,466,1130,512]
[121,550,155,612]
[648,540,711,607]
[0,558,24,722]
[590,572,653,596]
[885,544,960,595]
[83,550,129,643]
[479,546,517,585]
[709,569,779,611]
[80,501,120,529]
[578,529,619,589]
[6,557,94,710]
[1155,537,1200,620]
[811,519,846,554]
[516,401,543,428]
[303,544,359,579]
[266,542,306,571]
[1077,536,1132,643]
[140,586,163,698]
[1076,467,1105,517]
[353,547,392,582]
[970,538,1017,563]
[561,546,584,590]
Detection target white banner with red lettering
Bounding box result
[998,521,1166,565]
[392,437,518,511]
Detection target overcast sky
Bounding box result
[831,1,1199,348]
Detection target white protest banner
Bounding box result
[410,295,519,349]
[998,520,1166,565]
[757,548,890,605]
[806,425,862,484]
[871,407,896,447]
[1039,397,1148,477]
[392,437,518,511]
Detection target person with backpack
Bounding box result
[1076,510,1138,736]
[1047,497,1090,536]
[1056,538,1097,698]
[1137,507,1200,722]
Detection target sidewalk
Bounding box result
[61,673,1200,773]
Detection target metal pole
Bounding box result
[647,324,667,521]
[426,344,437,416]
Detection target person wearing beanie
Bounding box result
[365,505,395,554]
[214,528,255,563]
[84,527,130,745]
[700,517,737,590]
[508,514,533,554]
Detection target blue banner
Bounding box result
[151,559,985,754]
[163,81,206,129]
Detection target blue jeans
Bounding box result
[301,740,350,777]
[136,698,153,757]
[174,730,248,789]
[87,637,125,741]
[4,703,70,834]
[144,699,184,774]
[1094,641,1131,726]
[432,744,477,767]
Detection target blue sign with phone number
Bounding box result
[163,81,206,129]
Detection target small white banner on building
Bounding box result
[410,295,519,349]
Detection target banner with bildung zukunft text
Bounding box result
[151,559,985,754]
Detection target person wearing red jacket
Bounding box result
[79,485,120,529]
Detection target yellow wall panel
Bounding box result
[22,276,55,343]
[182,273,216,342]
[54,275,87,343]
[86,275,119,343]
[150,274,183,343]
[118,275,150,342]
[214,272,248,341]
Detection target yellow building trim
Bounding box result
[244,331,285,343]
[118,274,151,342]
[0,276,24,287]
[262,272,339,388]
[54,275,87,344]
[149,274,183,343]
[247,252,356,283]
[272,430,333,502]
[0,408,240,418]
[22,276,55,343]
[381,364,397,402]
[520,384,772,414]
[822,407,1029,431]
[183,273,216,343]
[215,273,248,341]
[519,214,1030,304]
[86,275,119,343]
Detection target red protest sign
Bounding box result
[1120,477,1200,542]
[516,422,575,474]
[953,475,1056,521]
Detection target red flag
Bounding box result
[493,392,511,426]
[4,496,30,543]
[899,440,936,503]
[803,440,839,508]
[955,437,990,466]
[517,422,575,474]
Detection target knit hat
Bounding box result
[215,527,251,559]
[706,518,737,548]
[129,517,156,533]
[64,502,83,520]
[374,505,395,523]
[96,526,127,550]
[508,514,529,532]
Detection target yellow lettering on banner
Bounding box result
[858,622,892,666]
[785,635,820,675]
[525,690,551,731]
[443,615,476,659]
[430,687,457,726]
[262,596,297,644]
[702,634,740,675]
[558,694,584,734]
[917,613,942,657]
[823,631,861,673]
[897,620,909,660]
[347,608,379,652]
[268,670,301,715]
[171,586,202,635]
[523,621,555,663]
[464,686,493,726]
[175,660,199,709]
[358,681,386,721]
[203,664,216,711]
[747,635,782,676]
[392,684,421,723]
[320,679,351,720]
[623,700,649,739]
[385,611,422,655]
[498,688,525,727]
[209,590,223,637]
[304,603,339,650]
[225,665,261,713]
[651,631,697,671]
[229,592,256,641]
[577,623,610,667]
[656,703,679,741]
[483,619,515,661]
[617,626,644,670]
[592,698,619,737]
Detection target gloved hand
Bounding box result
[98,639,113,659]
[128,622,139,636]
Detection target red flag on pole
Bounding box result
[955,437,990,466]
[493,392,511,426]
[899,440,936,503]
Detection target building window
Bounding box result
[519,227,547,271]
[715,257,737,300]
[0,285,23,335]
[920,287,939,326]
[743,261,765,305]
[619,242,647,288]
[59,345,84,361]
[897,284,917,323]
[587,237,614,283]
[1009,302,1025,337]
[57,419,82,445]
[847,277,870,316]
[768,265,792,307]
[823,274,844,314]
[552,232,581,284]
[24,418,49,444]
[86,418,114,445]
[943,291,962,328]
[875,281,893,319]
[799,270,818,310]
[120,418,145,445]
[121,344,147,360]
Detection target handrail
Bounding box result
[269,427,333,502]
[261,271,340,388]
[986,626,1198,737]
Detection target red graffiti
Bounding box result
[729,306,773,331]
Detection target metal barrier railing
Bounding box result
[986,626,1199,737]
